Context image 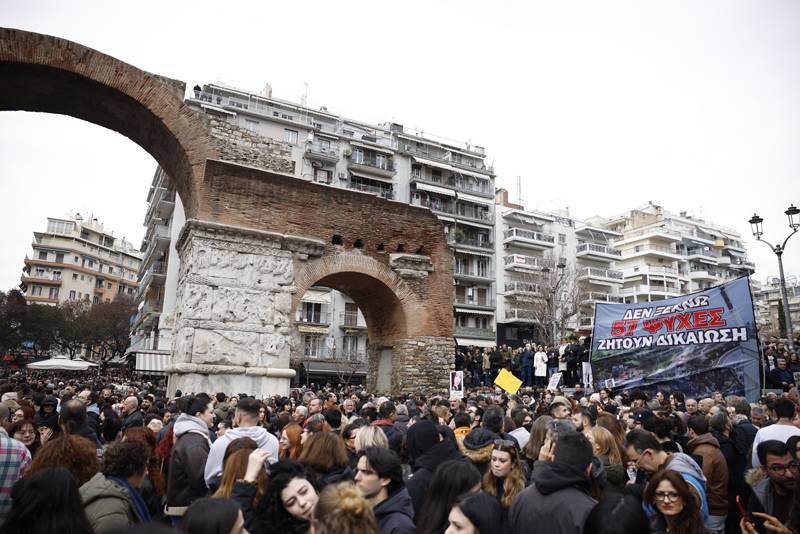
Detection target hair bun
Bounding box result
[335,486,369,516]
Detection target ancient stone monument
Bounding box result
[0,28,455,395]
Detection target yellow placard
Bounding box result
[494,368,523,395]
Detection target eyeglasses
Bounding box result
[767,463,800,475]
[654,491,681,502]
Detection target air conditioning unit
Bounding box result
[338,172,346,179]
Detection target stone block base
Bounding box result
[168,372,291,398]
[367,336,454,395]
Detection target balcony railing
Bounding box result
[347,155,396,172]
[684,248,717,258]
[296,312,332,325]
[578,267,623,280]
[631,244,678,255]
[339,312,366,328]
[503,228,555,244]
[448,235,494,249]
[455,207,494,224]
[305,142,340,160]
[454,326,496,340]
[411,175,493,197]
[620,226,682,240]
[454,266,494,279]
[346,182,395,199]
[580,316,594,327]
[454,295,495,308]
[411,198,455,214]
[576,243,622,257]
[503,254,555,270]
[581,292,624,303]
[506,308,538,322]
[505,282,542,294]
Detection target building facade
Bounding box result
[186,83,497,363]
[604,203,756,304]
[753,279,800,338]
[20,215,141,306]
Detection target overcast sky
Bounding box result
[1,0,799,292]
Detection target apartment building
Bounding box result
[753,279,800,338]
[20,214,141,306]
[186,83,498,355]
[604,203,756,303]
[494,190,623,347]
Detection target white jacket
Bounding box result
[534,351,548,376]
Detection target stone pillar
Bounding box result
[167,220,305,396]
[367,337,454,395]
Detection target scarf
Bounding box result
[107,475,152,523]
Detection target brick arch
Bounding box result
[292,252,421,346]
[0,27,217,217]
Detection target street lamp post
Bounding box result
[748,204,799,351]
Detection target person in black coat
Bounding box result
[405,420,466,515]
[34,395,59,430]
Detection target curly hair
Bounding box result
[102,439,149,479]
[122,426,165,495]
[254,460,317,534]
[27,434,98,486]
[312,482,378,534]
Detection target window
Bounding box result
[376,153,387,169]
[81,275,85,281]
[313,168,332,184]
[244,118,260,132]
[303,335,322,358]
[559,234,566,245]
[300,302,322,323]
[318,138,330,150]
[55,253,64,263]
[47,220,75,235]
[74,256,79,262]
[343,303,360,327]
[80,230,90,240]
[343,335,360,360]
[352,148,364,164]
[53,271,62,280]
[128,288,134,295]
[283,129,298,144]
[411,165,421,178]
[107,282,112,289]
[431,169,442,183]
[49,287,59,300]
[35,268,45,277]
[69,290,76,300]
[72,273,78,280]
[93,296,99,304]
[31,286,42,296]
[38,251,48,260]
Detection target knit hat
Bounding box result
[550,396,571,410]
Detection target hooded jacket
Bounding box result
[459,427,499,474]
[166,414,212,515]
[686,433,729,516]
[34,396,59,429]
[373,419,404,454]
[80,472,144,533]
[204,425,279,488]
[406,426,466,514]
[373,487,415,534]
[509,461,596,533]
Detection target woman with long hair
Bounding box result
[279,422,303,460]
[482,439,526,523]
[416,459,482,534]
[311,481,379,534]
[297,431,351,488]
[444,491,503,534]
[122,426,166,519]
[8,419,41,458]
[214,448,267,508]
[643,469,706,534]
[587,425,626,489]
[523,415,552,467]
[1,467,94,534]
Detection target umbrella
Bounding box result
[27,355,98,371]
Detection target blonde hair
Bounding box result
[354,425,388,452]
[213,449,266,508]
[483,443,526,508]
[313,481,379,534]
[589,425,622,464]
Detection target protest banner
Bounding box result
[547,372,562,391]
[591,276,760,401]
[450,370,464,399]
[494,368,523,395]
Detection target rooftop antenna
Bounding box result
[516,176,523,208]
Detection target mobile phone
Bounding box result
[736,495,750,523]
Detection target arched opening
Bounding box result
[291,271,409,392]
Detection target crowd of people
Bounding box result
[2,360,800,533]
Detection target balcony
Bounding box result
[296,312,332,326]
[454,205,494,225]
[683,248,719,261]
[454,326,496,340]
[581,292,624,304]
[624,266,680,279]
[347,155,396,178]
[627,244,683,259]
[454,265,494,281]
[576,243,622,260]
[503,254,555,272]
[453,295,495,309]
[503,228,555,250]
[688,269,718,282]
[619,285,681,297]
[21,274,62,286]
[305,142,340,164]
[448,235,494,251]
[411,198,455,215]
[143,186,176,226]
[137,261,168,299]
[505,308,538,323]
[578,267,624,284]
[730,260,756,271]
[613,226,682,245]
[505,281,543,297]
[339,312,367,329]
[579,316,594,328]
[346,181,395,200]
[410,175,493,198]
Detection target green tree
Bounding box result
[58,299,91,358]
[85,297,137,361]
[0,289,28,356]
[20,303,64,357]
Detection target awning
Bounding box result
[456,338,496,348]
[135,351,170,373]
[415,183,456,197]
[456,219,494,230]
[201,103,236,116]
[455,308,496,316]
[297,325,330,334]
[454,248,493,257]
[350,140,394,155]
[413,156,453,172]
[349,171,395,183]
[27,356,98,371]
[301,289,331,304]
[457,192,494,206]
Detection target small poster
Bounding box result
[450,370,465,399]
[494,369,523,395]
[547,372,562,392]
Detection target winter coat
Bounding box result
[34,396,59,429]
[166,414,211,515]
[534,351,548,377]
[508,461,596,533]
[213,402,231,423]
[80,472,144,533]
[406,439,465,515]
[374,487,415,534]
[746,467,793,532]
[204,425,279,488]
[459,427,499,475]
[686,433,729,516]
[87,404,102,439]
[374,419,404,454]
[120,410,144,431]
[520,350,534,369]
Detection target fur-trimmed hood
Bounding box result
[745,467,766,488]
